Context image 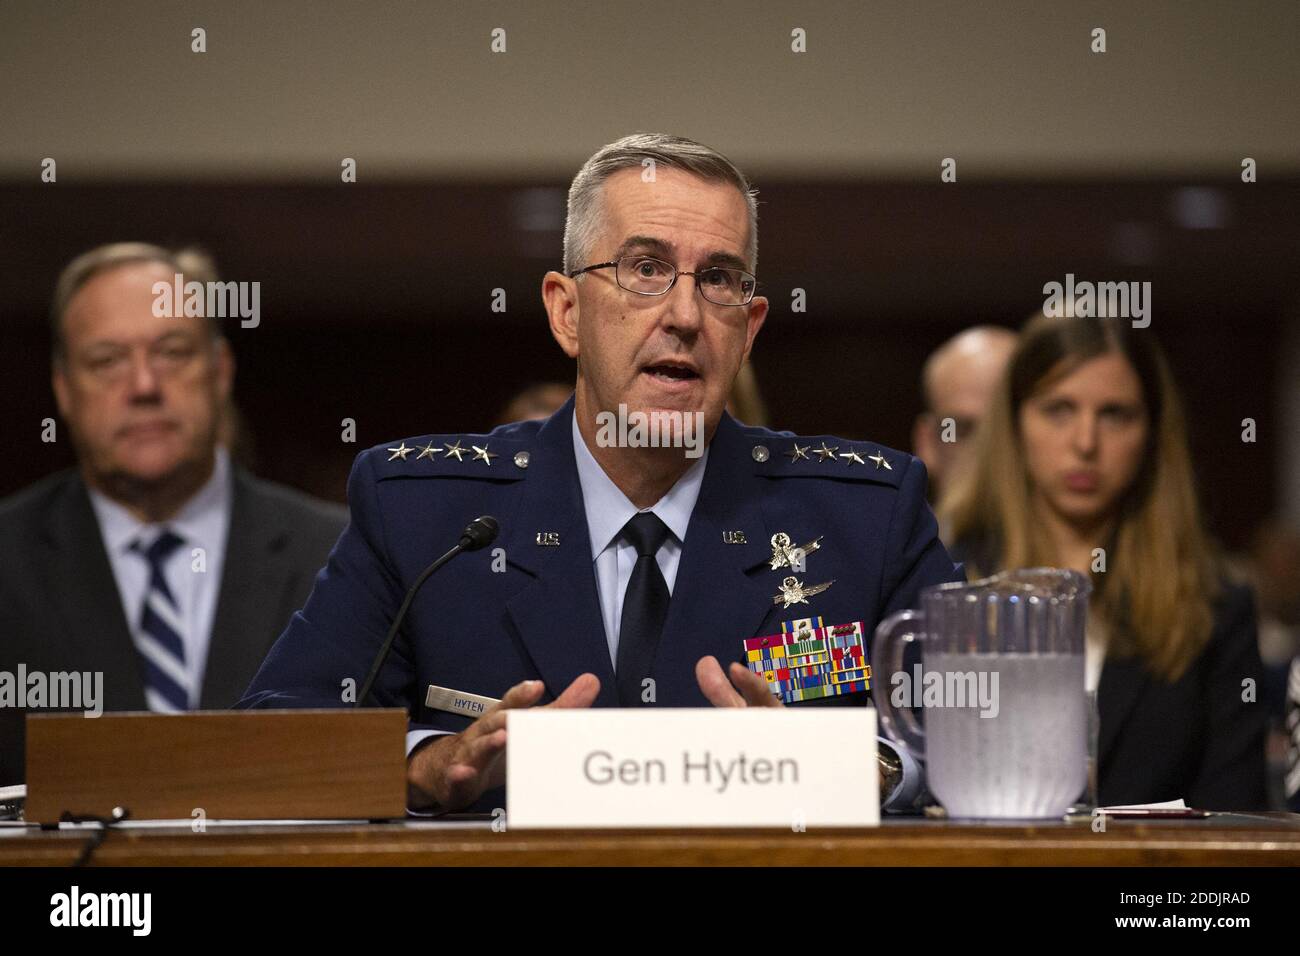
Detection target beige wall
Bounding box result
[2,0,1297,181]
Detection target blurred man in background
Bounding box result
[495,382,572,426]
[0,243,347,785]
[912,325,1017,502]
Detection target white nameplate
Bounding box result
[507,708,878,829]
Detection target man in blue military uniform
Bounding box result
[240,133,961,812]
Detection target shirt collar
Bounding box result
[88,447,233,554]
[571,409,708,559]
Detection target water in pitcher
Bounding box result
[925,651,1086,819]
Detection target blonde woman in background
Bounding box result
[940,313,1266,809]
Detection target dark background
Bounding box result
[1,178,1294,549]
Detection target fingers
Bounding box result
[548,672,600,708]
[695,656,745,707]
[467,678,548,739]
[695,656,784,708]
[436,728,506,809]
[461,727,507,766]
[429,675,597,810]
[728,661,783,708]
[488,679,547,715]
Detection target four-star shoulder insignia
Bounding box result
[384,435,517,472]
[749,432,905,486]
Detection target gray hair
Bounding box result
[563,133,759,277]
[51,242,222,360]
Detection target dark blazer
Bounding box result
[240,397,963,810]
[0,467,348,785]
[950,537,1267,811]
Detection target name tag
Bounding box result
[507,709,878,828]
[425,685,499,718]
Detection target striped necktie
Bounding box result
[128,529,191,712]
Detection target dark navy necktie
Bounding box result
[615,512,672,706]
[128,529,191,712]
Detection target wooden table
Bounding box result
[3,813,1298,866]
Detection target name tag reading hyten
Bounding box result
[507,708,879,829]
[425,685,499,718]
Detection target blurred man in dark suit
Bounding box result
[0,243,347,785]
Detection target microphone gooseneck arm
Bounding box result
[355,515,499,707]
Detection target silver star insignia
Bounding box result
[840,449,866,465]
[813,442,839,462]
[443,440,466,461]
[471,444,498,466]
[786,443,811,462]
[387,442,413,462]
[868,450,893,470]
[772,575,835,609]
[415,441,443,461]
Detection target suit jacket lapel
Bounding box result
[1097,653,1150,765]
[201,470,295,707]
[43,473,145,709]
[503,398,619,705]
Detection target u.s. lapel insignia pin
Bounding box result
[535,531,561,546]
[722,530,748,544]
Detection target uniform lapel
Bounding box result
[503,398,619,705]
[651,414,776,703]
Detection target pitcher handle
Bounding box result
[872,609,927,762]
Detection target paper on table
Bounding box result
[1099,799,1186,811]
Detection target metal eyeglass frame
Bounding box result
[567,255,757,306]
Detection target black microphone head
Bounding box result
[459,515,500,551]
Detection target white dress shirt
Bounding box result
[571,410,708,668]
[1085,615,1109,694]
[404,410,709,758]
[88,448,233,708]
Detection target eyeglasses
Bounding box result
[568,255,757,306]
[72,338,207,386]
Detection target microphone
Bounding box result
[458,515,499,552]
[355,515,500,707]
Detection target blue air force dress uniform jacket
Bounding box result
[240,396,963,809]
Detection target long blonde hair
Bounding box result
[940,314,1219,681]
